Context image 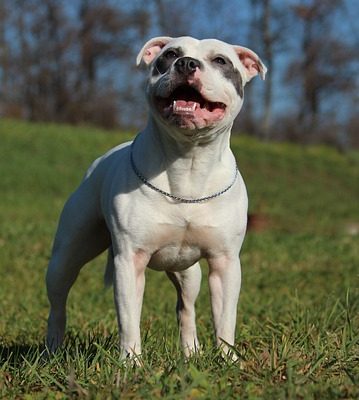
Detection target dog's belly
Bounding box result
[147,243,202,272]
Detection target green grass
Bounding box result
[0,118,358,399]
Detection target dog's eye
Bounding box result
[213,56,227,65]
[165,50,178,60]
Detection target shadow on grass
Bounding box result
[0,343,45,366]
[0,331,121,368]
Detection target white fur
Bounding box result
[46,36,266,360]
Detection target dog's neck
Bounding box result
[132,116,236,199]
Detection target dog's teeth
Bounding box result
[173,101,197,113]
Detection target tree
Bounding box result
[75,1,148,127]
[0,0,149,128]
[0,1,9,114]
[289,0,355,132]
[260,0,273,138]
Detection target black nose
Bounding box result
[174,57,201,75]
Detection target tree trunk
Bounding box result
[261,0,273,139]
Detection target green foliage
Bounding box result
[0,119,358,399]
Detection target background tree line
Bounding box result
[0,0,358,148]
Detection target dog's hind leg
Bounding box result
[166,262,202,357]
[46,191,111,352]
[104,246,115,287]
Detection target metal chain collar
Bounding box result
[130,139,238,204]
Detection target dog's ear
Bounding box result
[136,36,173,67]
[232,45,267,82]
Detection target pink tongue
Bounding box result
[173,100,198,113]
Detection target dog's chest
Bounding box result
[144,215,225,271]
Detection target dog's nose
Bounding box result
[174,57,201,75]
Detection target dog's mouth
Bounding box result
[155,85,226,127]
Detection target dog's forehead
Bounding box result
[163,37,238,63]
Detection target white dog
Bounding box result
[46,36,266,360]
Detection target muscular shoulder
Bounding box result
[84,140,132,180]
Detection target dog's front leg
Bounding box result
[208,255,241,359]
[112,246,148,360]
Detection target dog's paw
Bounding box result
[120,347,144,367]
[218,340,240,364]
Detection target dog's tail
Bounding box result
[104,246,114,287]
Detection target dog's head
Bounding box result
[137,36,267,135]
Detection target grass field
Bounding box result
[0,118,358,399]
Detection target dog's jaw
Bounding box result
[153,82,227,131]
